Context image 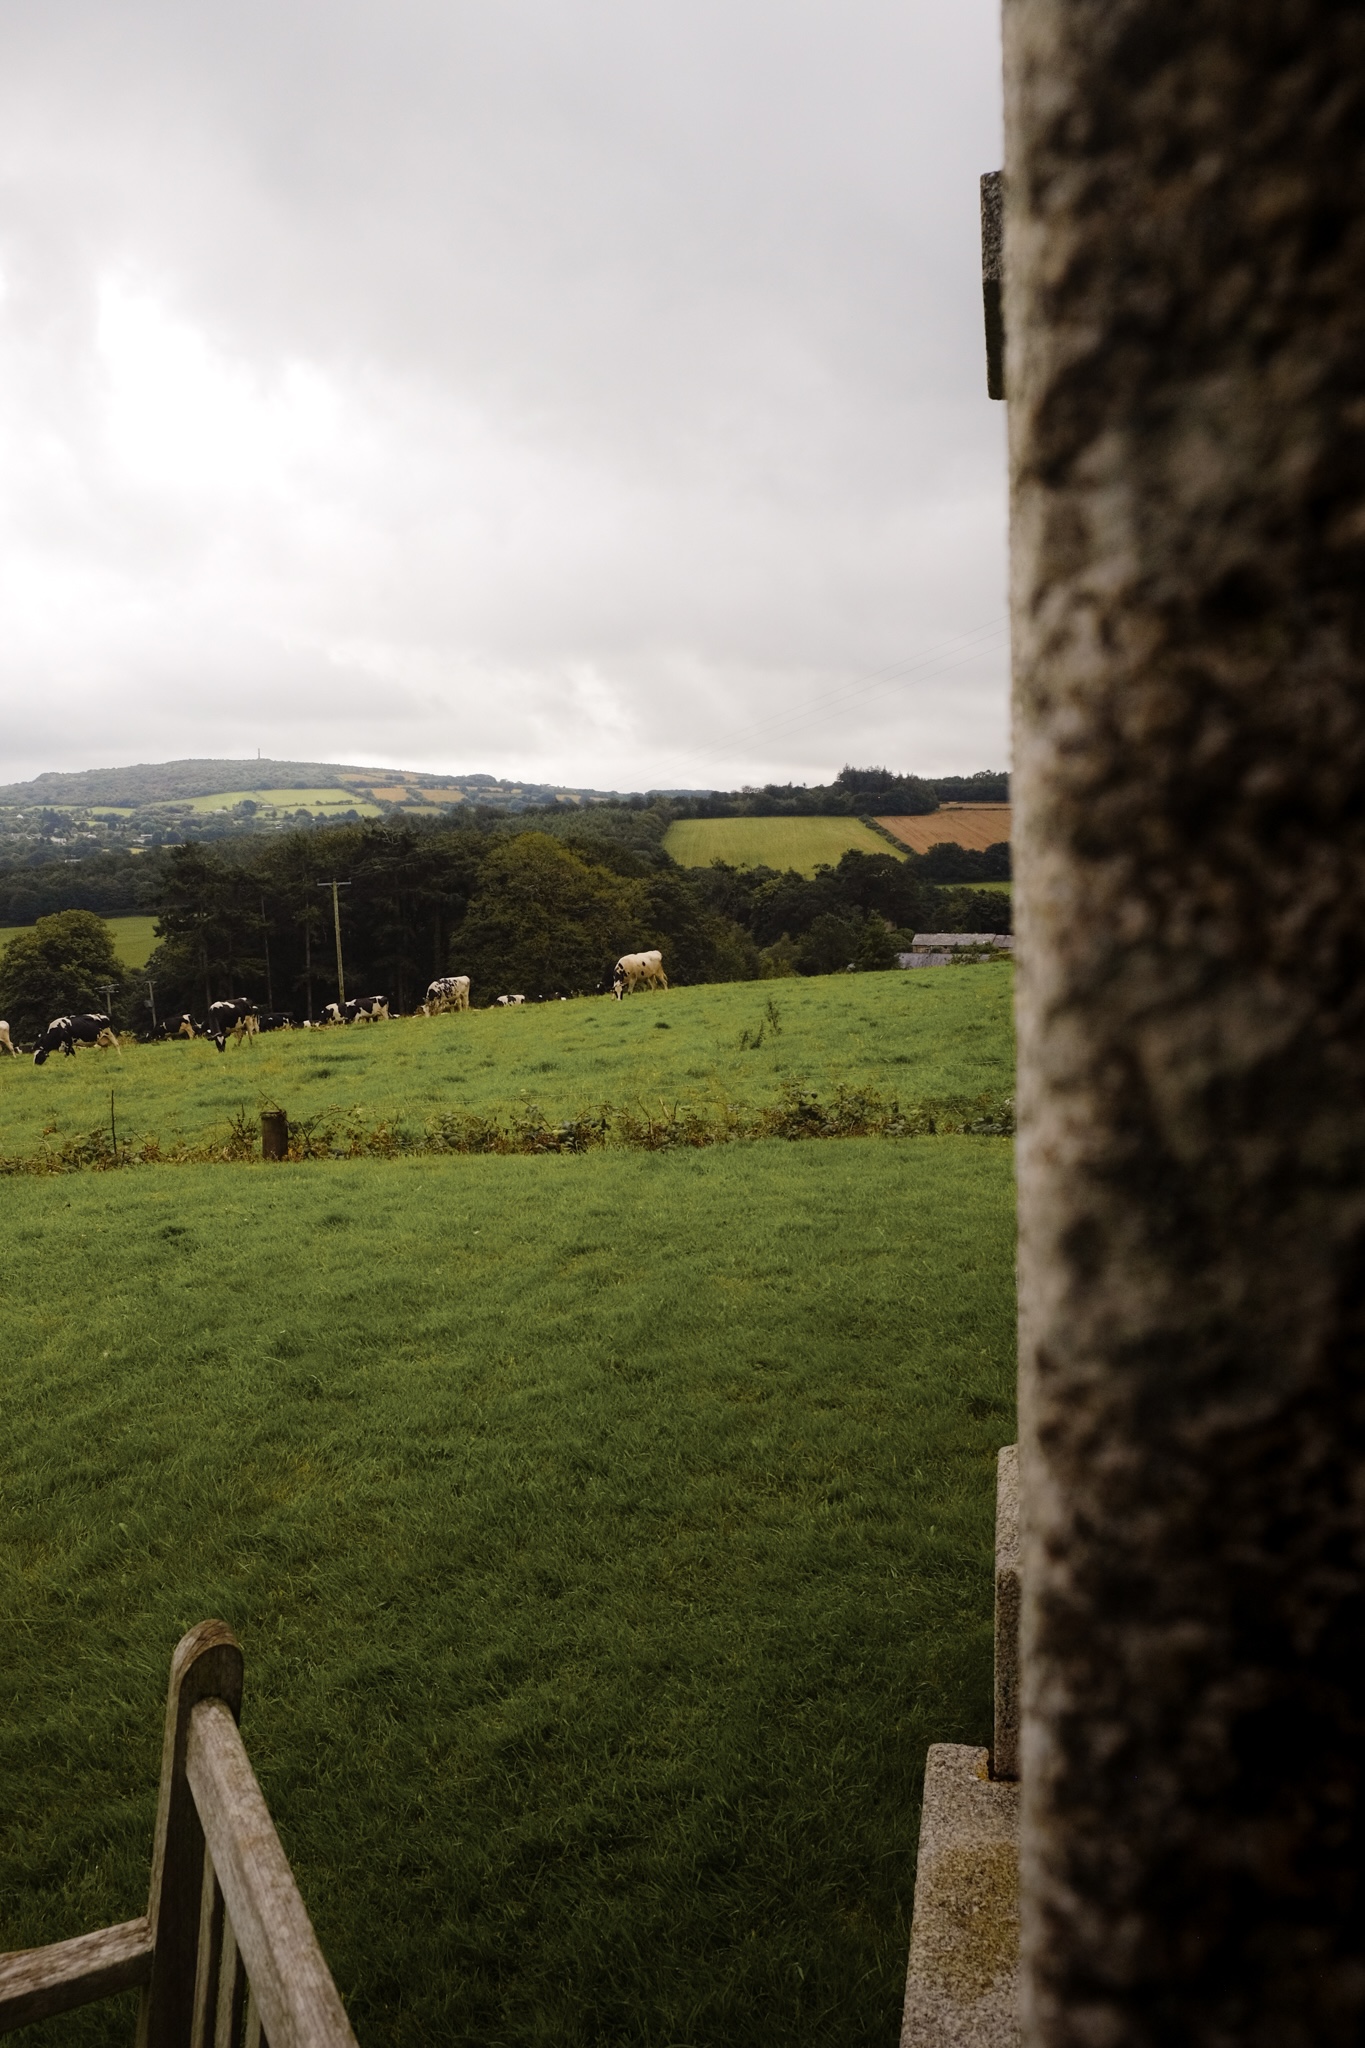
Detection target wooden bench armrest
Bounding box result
[187,1700,357,2048]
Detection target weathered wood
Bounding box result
[187,1700,356,2048]
[215,1915,248,2048]
[981,169,1005,400]
[0,1918,153,2033]
[190,1853,226,2048]
[137,1621,245,2048]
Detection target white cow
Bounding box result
[0,1019,16,1056]
[422,975,471,1015]
[495,994,526,1006]
[612,950,668,999]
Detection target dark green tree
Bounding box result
[146,842,263,1011]
[795,910,898,976]
[0,911,132,1037]
[634,867,758,985]
[453,834,647,999]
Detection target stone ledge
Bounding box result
[900,1745,1020,2048]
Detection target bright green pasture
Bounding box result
[109,914,160,968]
[0,915,159,970]
[1,1140,1014,2048]
[663,816,902,874]
[0,968,1014,1163]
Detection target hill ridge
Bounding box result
[0,757,628,809]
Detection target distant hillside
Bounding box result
[0,757,1009,884]
[0,758,622,810]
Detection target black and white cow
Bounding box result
[33,1013,120,1065]
[323,996,390,1025]
[422,976,471,1015]
[207,997,257,1051]
[611,950,667,999]
[256,1011,295,1032]
[156,1012,199,1040]
[0,1019,16,1057]
[495,994,526,1007]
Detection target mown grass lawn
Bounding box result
[1,1138,1015,2048]
[0,967,1014,1166]
[662,818,901,875]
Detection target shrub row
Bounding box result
[0,1083,1014,1174]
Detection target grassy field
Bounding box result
[0,914,160,971]
[1,972,1017,2041]
[1,1138,1015,2048]
[0,967,1014,1165]
[663,818,902,875]
[109,914,160,968]
[183,788,382,816]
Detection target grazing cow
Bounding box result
[207,997,257,1052]
[33,1013,120,1065]
[155,1012,199,1040]
[422,975,471,1016]
[256,1011,295,1032]
[0,1019,15,1057]
[495,994,526,1007]
[611,950,668,998]
[322,996,390,1024]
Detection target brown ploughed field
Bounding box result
[876,802,1012,853]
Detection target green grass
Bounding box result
[0,968,1014,1165]
[663,817,903,875]
[0,915,160,971]
[108,914,161,968]
[0,1138,1015,2048]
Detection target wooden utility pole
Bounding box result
[259,897,274,1010]
[317,881,350,1006]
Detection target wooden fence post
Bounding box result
[136,1622,244,2048]
[261,1111,289,1162]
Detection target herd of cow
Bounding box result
[0,950,669,1065]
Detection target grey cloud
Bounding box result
[0,0,1006,789]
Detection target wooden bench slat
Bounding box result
[0,1917,154,2034]
[186,1700,356,2048]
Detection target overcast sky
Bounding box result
[0,1,1006,793]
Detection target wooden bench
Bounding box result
[0,1621,357,2048]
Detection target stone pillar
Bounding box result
[1003,4,1365,2044]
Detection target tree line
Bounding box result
[0,807,1009,1036]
